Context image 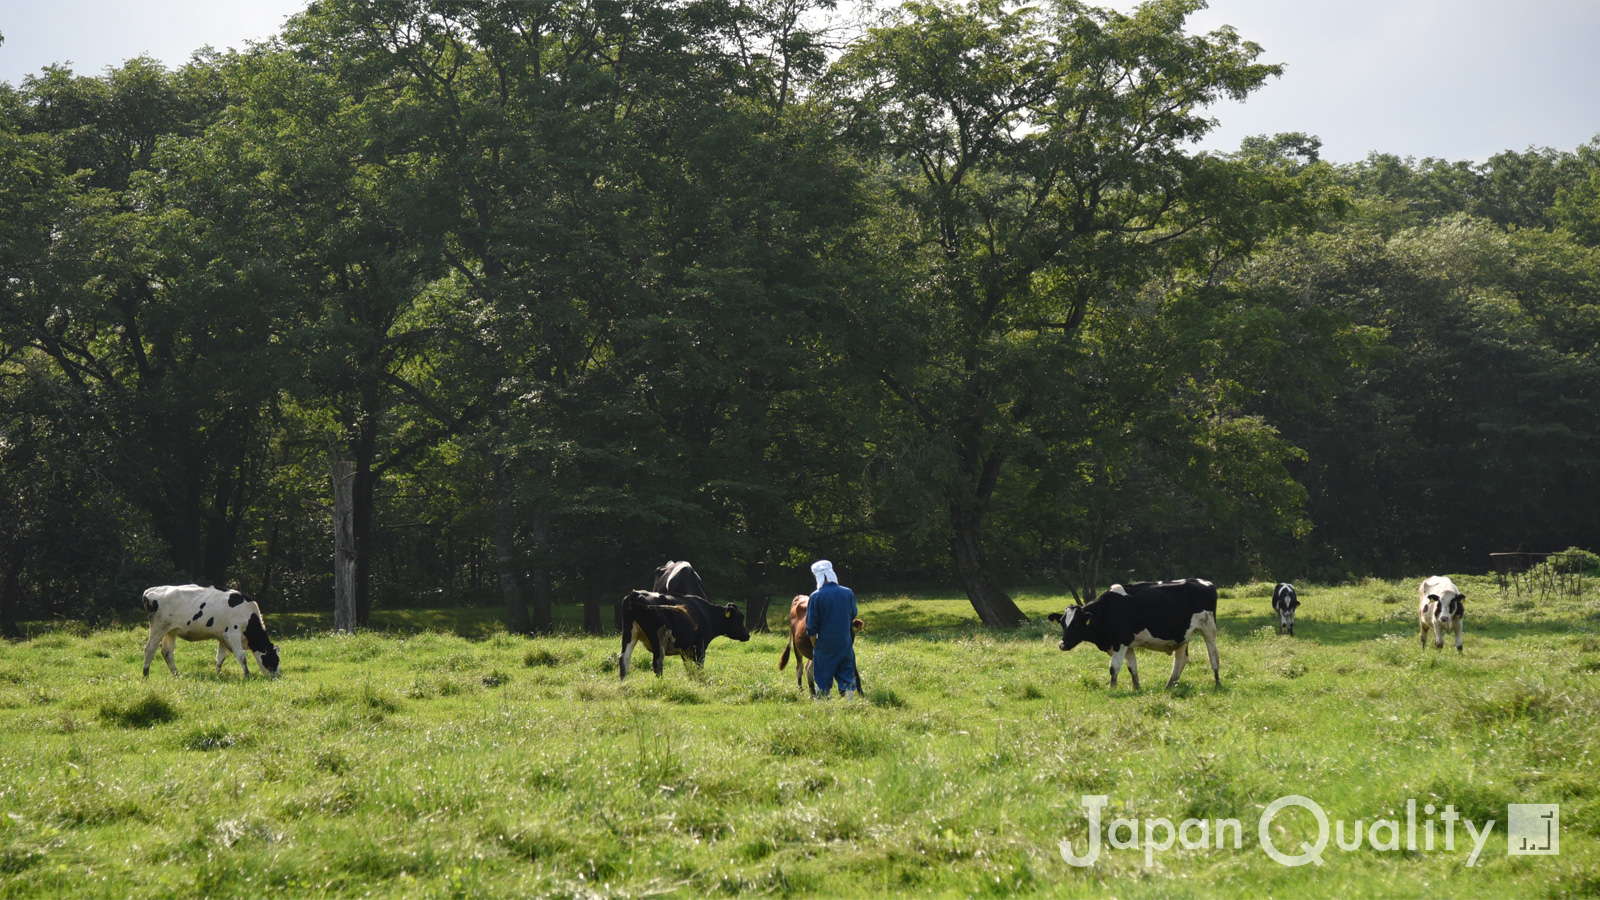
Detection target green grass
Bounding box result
[1,575,1597,898]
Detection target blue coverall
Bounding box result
[805,580,858,696]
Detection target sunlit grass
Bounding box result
[0,574,1595,897]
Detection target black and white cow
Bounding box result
[141,584,280,678]
[619,590,750,679]
[1271,582,1300,636]
[1418,575,1465,652]
[1047,579,1220,689]
[652,560,708,599]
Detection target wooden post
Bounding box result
[332,461,357,633]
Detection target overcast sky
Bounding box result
[2,0,1597,164]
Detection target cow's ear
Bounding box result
[1046,613,1062,624]
[725,603,737,618]
[1082,613,1092,625]
[1426,594,1439,602]
[1456,591,1466,601]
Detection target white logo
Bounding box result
[1507,804,1559,856]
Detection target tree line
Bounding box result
[2,0,1597,636]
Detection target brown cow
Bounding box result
[777,594,864,695]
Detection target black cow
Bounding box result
[653,560,708,598]
[619,590,750,679]
[1271,582,1300,636]
[1047,579,1220,689]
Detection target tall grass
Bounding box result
[0,575,1595,897]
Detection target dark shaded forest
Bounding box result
[3,0,1597,635]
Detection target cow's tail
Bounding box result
[779,640,792,671]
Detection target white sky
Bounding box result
[1,0,1597,164]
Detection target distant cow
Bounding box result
[1272,583,1300,636]
[1418,575,1465,652]
[653,560,708,598]
[1047,579,1220,689]
[141,584,280,678]
[777,594,865,695]
[619,590,750,679]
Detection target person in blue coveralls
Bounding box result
[805,559,858,699]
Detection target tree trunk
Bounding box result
[0,546,24,640]
[352,461,377,627]
[950,503,1027,627]
[744,595,771,633]
[582,578,603,635]
[489,452,532,635]
[332,461,358,633]
[528,503,552,633]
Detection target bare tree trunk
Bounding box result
[744,595,771,633]
[352,461,377,627]
[0,546,24,640]
[582,577,602,635]
[950,503,1026,628]
[528,503,551,633]
[332,461,357,633]
[489,452,532,635]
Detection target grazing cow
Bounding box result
[653,560,708,598]
[777,594,865,695]
[619,590,750,679]
[1047,579,1220,689]
[141,584,280,678]
[1418,575,1465,652]
[1272,583,1300,636]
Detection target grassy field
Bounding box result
[1,576,1597,899]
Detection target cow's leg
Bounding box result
[1419,616,1429,648]
[216,641,229,674]
[1166,643,1188,688]
[619,599,640,680]
[1453,618,1463,653]
[1124,648,1141,691]
[223,633,251,676]
[159,634,179,677]
[621,623,655,681]
[1200,618,1221,685]
[142,629,165,678]
[804,657,816,696]
[651,627,669,677]
[1434,619,1445,650]
[1107,646,1128,688]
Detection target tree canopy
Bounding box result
[2,0,1597,634]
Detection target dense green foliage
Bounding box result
[2,0,1598,631]
[0,583,1596,897]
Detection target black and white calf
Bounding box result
[1418,575,1465,652]
[1047,579,1220,689]
[1271,583,1300,636]
[141,584,280,678]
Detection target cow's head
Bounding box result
[242,612,281,677]
[1272,584,1300,636]
[1425,586,1465,634]
[1046,604,1095,652]
[720,603,752,642]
